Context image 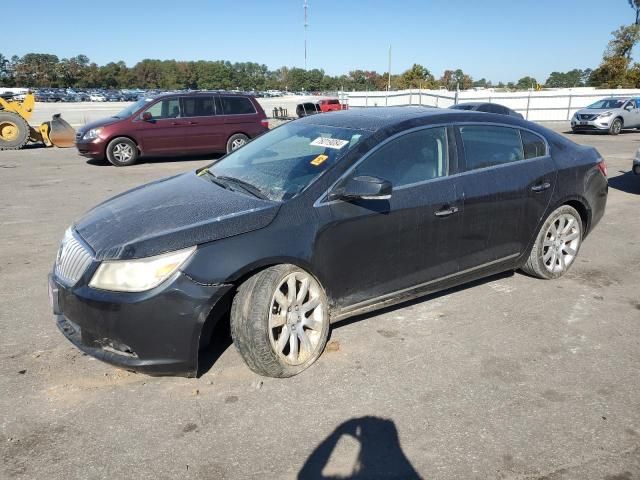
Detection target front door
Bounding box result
[137,97,188,155]
[455,124,556,271]
[314,126,464,309]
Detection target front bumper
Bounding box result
[75,138,106,160]
[49,271,233,376]
[571,117,612,131]
[633,156,640,175]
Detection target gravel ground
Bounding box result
[0,115,639,479]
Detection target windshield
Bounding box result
[587,99,625,109]
[114,98,153,118]
[208,122,371,201]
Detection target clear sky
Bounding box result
[3,0,636,83]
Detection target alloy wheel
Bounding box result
[268,272,326,366]
[542,213,581,274]
[231,138,246,150]
[112,142,133,162]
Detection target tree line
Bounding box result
[0,52,600,92]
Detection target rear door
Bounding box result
[180,95,226,153]
[136,97,189,155]
[455,124,556,271]
[315,126,464,308]
[220,95,261,140]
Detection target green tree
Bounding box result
[397,64,435,89]
[589,24,640,87]
[515,76,537,90]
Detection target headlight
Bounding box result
[598,111,613,118]
[82,128,102,140]
[89,246,195,292]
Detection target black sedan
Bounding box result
[49,108,608,377]
[450,101,524,118]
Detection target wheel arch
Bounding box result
[195,256,330,358]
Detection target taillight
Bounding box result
[597,158,608,177]
[261,119,269,129]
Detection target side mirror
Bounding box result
[328,175,392,202]
[141,111,153,121]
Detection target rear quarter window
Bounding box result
[520,130,547,159]
[221,96,256,115]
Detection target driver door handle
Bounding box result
[531,182,551,192]
[434,205,459,217]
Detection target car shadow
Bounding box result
[331,270,514,332]
[298,416,422,479]
[84,152,223,167]
[608,170,640,194]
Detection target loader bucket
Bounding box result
[44,114,75,148]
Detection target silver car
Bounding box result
[571,97,640,135]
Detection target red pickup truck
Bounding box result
[317,98,348,112]
[296,98,348,118]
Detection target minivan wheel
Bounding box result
[522,205,582,279]
[226,133,249,153]
[106,137,139,166]
[609,118,623,135]
[230,264,330,378]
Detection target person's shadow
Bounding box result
[298,416,422,480]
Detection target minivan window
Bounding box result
[460,125,524,170]
[182,96,216,117]
[114,97,152,118]
[355,127,448,187]
[221,96,256,115]
[145,98,181,119]
[521,130,547,159]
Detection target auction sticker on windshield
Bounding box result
[310,137,349,149]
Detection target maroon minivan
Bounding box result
[75,92,269,166]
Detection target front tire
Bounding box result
[609,118,623,135]
[0,111,30,150]
[226,133,249,153]
[522,205,583,279]
[230,265,330,378]
[106,137,138,166]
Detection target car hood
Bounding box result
[74,172,280,261]
[575,108,618,115]
[76,117,122,137]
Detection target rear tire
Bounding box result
[0,111,29,150]
[230,265,330,378]
[106,137,138,166]
[609,118,623,135]
[522,205,583,279]
[226,133,249,153]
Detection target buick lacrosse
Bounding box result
[49,108,608,377]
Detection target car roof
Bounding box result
[452,102,485,107]
[296,106,525,132]
[151,90,251,99]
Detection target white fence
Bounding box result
[342,88,640,122]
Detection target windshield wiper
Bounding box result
[216,175,269,200]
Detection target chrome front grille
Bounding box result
[55,231,93,286]
[579,114,597,121]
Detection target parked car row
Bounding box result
[33,88,145,103]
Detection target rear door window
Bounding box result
[144,98,181,119]
[520,130,547,159]
[181,96,216,117]
[221,96,256,115]
[354,127,448,187]
[459,125,524,170]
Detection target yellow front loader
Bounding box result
[0,92,75,150]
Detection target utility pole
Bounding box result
[304,0,309,70]
[387,44,391,91]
